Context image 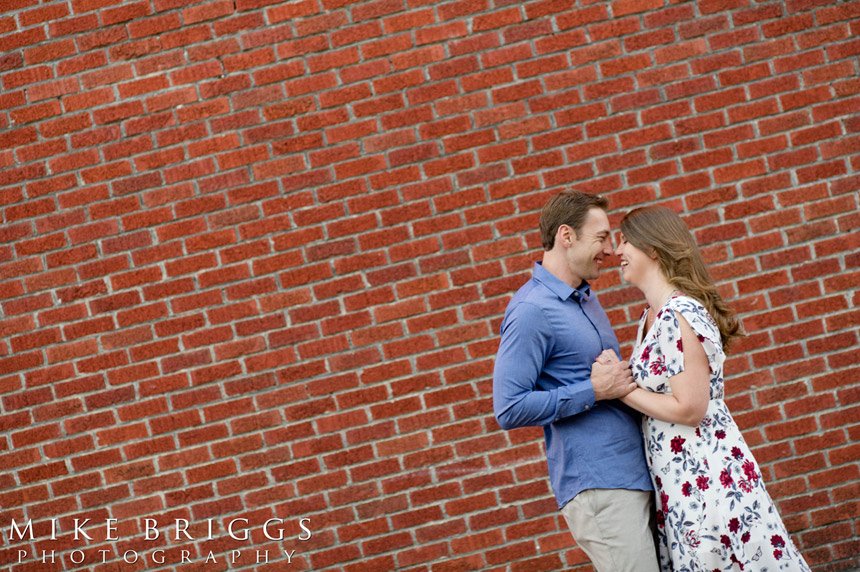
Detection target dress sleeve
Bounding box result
[653,296,723,379]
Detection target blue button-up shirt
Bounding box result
[493,262,652,508]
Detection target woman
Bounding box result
[602,206,810,571]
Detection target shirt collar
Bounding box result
[533,261,591,302]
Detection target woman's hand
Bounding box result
[595,349,619,366]
[590,349,636,401]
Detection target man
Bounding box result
[493,190,658,571]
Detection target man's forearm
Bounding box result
[494,381,595,429]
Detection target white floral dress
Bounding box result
[631,293,810,572]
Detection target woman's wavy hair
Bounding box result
[620,206,743,350]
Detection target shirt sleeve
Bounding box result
[493,301,596,429]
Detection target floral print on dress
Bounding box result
[631,293,810,572]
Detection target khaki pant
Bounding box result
[561,488,659,572]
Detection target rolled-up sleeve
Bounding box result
[493,302,595,429]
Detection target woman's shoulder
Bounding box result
[666,293,722,346]
[667,293,707,316]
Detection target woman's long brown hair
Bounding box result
[620,206,743,350]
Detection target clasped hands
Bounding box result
[591,349,637,401]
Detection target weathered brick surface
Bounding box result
[1,0,858,570]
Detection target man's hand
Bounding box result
[591,350,636,401]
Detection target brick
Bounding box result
[677,13,726,40]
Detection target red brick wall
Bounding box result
[1,0,858,570]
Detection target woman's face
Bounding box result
[614,233,656,287]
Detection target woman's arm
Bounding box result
[620,312,711,427]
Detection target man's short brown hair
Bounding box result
[539,190,608,250]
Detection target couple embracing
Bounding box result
[493,191,809,571]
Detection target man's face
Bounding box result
[564,208,613,283]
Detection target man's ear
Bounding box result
[557,225,573,247]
